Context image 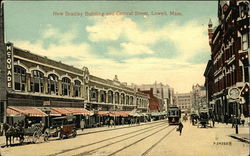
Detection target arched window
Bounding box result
[31,70,44,93]
[130,96,134,105]
[108,90,113,103]
[126,95,129,105]
[115,92,119,104]
[62,77,71,96]
[74,80,81,97]
[100,90,106,103]
[48,74,58,95]
[14,65,26,91]
[90,88,98,102]
[121,93,125,104]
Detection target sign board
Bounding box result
[43,101,51,106]
[228,87,241,99]
[6,43,13,89]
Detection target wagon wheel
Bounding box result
[19,135,24,144]
[43,132,49,142]
[72,129,77,138]
[59,132,64,140]
[33,131,42,143]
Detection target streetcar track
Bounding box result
[73,124,169,156]
[141,126,177,156]
[48,121,166,156]
[105,125,172,156]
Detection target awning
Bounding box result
[7,106,48,117]
[112,111,129,117]
[50,107,93,116]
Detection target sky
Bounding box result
[4,1,218,93]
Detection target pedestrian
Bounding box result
[212,118,215,127]
[110,119,114,127]
[80,119,85,131]
[178,122,184,136]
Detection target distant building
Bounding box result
[139,88,161,112]
[192,84,207,112]
[129,82,175,112]
[175,93,192,113]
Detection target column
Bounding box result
[44,77,48,94]
[26,73,31,92]
[58,80,62,96]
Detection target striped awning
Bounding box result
[50,107,93,116]
[7,106,48,117]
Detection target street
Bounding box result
[0,120,249,156]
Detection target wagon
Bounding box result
[18,123,45,144]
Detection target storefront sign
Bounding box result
[43,101,51,106]
[6,43,13,89]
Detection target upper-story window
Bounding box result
[108,90,113,103]
[130,96,134,105]
[100,91,106,103]
[121,93,125,104]
[48,74,58,95]
[115,92,119,104]
[14,65,26,91]
[126,95,129,105]
[31,70,44,93]
[74,80,81,97]
[242,33,248,51]
[90,88,98,102]
[62,77,71,96]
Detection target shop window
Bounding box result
[62,77,71,96]
[74,80,81,97]
[30,70,44,93]
[48,74,58,95]
[14,65,26,91]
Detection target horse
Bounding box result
[2,123,15,147]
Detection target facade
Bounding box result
[175,93,192,113]
[0,42,149,121]
[130,82,175,112]
[191,84,207,112]
[139,88,161,112]
[205,0,249,121]
[87,75,149,112]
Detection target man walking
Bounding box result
[178,122,184,136]
[80,119,85,131]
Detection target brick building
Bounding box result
[204,0,249,122]
[139,88,161,112]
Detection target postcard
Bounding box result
[0,1,249,156]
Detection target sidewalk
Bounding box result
[0,120,164,147]
[215,122,250,144]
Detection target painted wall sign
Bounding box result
[6,43,13,89]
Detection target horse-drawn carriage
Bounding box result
[197,108,209,128]
[3,122,45,146]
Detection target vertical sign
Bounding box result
[6,42,13,89]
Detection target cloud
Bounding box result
[108,42,154,56]
[86,15,210,60]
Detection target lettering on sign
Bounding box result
[6,43,13,88]
[43,101,51,106]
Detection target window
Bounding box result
[90,88,98,102]
[31,70,44,93]
[62,77,71,96]
[242,33,248,50]
[100,91,106,103]
[126,95,129,105]
[74,80,81,97]
[14,66,26,91]
[48,74,58,95]
[121,93,125,104]
[130,96,134,105]
[108,90,113,103]
[115,92,119,104]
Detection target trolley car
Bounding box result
[167,106,181,125]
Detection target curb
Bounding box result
[230,135,250,144]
